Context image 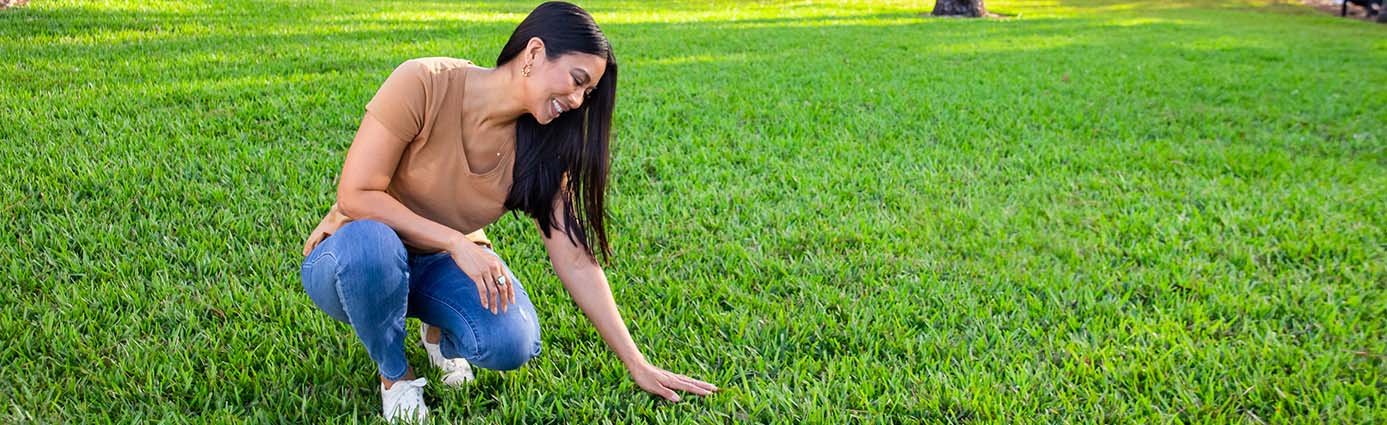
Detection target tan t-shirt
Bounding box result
[302,57,514,256]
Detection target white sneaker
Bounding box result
[381,377,428,424]
[420,322,475,386]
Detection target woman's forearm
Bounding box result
[338,189,469,252]
[549,254,648,369]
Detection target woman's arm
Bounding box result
[332,114,514,312]
[336,114,469,252]
[538,193,718,401]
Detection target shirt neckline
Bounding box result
[456,61,515,178]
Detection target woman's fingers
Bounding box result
[500,275,513,312]
[487,264,503,314]
[493,275,504,315]
[505,271,517,308]
[451,252,491,310]
[675,374,717,394]
[485,252,517,309]
[497,266,511,313]
[451,248,509,314]
[655,371,701,397]
[636,369,680,402]
[473,272,491,310]
[302,231,326,256]
[653,382,680,402]
[676,373,718,392]
[635,366,719,403]
[666,375,713,396]
[477,270,498,313]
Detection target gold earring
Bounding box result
[522,62,532,77]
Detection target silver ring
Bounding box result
[496,275,508,287]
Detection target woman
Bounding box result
[299,2,717,422]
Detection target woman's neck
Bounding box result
[463,62,528,132]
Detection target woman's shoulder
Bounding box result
[366,57,477,140]
[398,57,476,76]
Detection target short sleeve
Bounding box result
[365,60,432,142]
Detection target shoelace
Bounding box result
[395,378,428,407]
[441,363,471,380]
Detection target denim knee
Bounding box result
[332,220,408,291]
[475,317,542,371]
[480,333,541,371]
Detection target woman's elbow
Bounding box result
[336,188,377,220]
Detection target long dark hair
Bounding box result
[499,1,616,262]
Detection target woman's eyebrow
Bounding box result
[574,69,592,85]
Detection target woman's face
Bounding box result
[521,40,607,125]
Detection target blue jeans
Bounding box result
[300,220,542,380]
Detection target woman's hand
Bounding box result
[628,361,718,402]
[447,237,515,314]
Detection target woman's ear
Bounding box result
[525,37,546,63]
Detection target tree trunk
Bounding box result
[1379,4,1387,22]
[932,0,987,17]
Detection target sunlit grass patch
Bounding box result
[2,0,1384,422]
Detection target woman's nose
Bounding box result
[567,91,585,109]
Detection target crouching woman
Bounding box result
[298,2,717,422]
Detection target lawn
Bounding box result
[1,0,1384,422]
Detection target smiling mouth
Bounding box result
[550,98,566,117]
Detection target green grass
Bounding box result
[2,0,1385,422]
